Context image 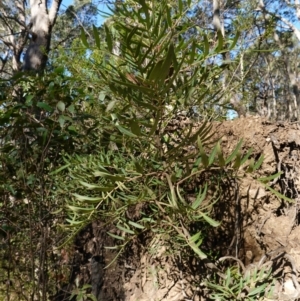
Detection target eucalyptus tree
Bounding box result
[233,0,300,120]
[0,0,98,75]
[0,0,63,74]
[191,0,300,120]
[257,0,300,120]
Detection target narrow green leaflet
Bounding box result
[258,173,282,183]
[79,181,115,192]
[149,43,174,83]
[51,208,63,214]
[134,39,142,58]
[225,139,243,164]
[176,186,187,205]
[165,173,178,209]
[80,27,89,48]
[262,184,294,202]
[189,231,203,246]
[149,111,160,135]
[203,34,209,57]
[208,144,218,166]
[225,269,232,287]
[178,0,183,14]
[149,59,164,81]
[247,158,255,173]
[67,205,94,213]
[116,224,135,234]
[73,193,103,202]
[192,184,207,210]
[189,40,196,64]
[189,120,211,143]
[93,25,101,48]
[248,283,268,297]
[139,0,150,29]
[253,154,264,171]
[117,125,137,137]
[127,27,139,43]
[216,31,224,53]
[216,142,225,167]
[199,212,220,227]
[229,31,240,50]
[105,246,120,250]
[105,24,113,52]
[107,232,125,240]
[189,241,207,259]
[240,148,253,165]
[232,151,242,169]
[49,163,70,175]
[198,137,209,167]
[66,219,85,226]
[93,170,125,181]
[161,43,175,80]
[166,5,172,27]
[128,220,144,229]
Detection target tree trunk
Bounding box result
[23,0,62,71]
[212,0,224,37]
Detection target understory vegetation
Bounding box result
[0,0,298,300]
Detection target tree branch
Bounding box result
[273,14,300,41]
[257,0,300,42]
[0,15,26,29]
[294,0,300,20]
[49,0,63,25]
[15,0,26,26]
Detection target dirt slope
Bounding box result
[57,116,300,301]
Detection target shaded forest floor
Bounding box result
[60,116,300,301]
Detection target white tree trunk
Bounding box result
[257,0,300,42]
[212,0,225,37]
[23,0,62,71]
